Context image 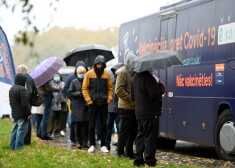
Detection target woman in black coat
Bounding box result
[69,66,89,149]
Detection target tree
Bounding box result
[0,0,60,46]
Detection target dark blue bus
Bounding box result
[118,0,235,161]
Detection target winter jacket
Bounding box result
[9,73,31,119]
[25,74,34,104]
[38,79,61,95]
[132,71,164,120]
[115,66,135,110]
[64,61,88,98]
[108,63,123,113]
[69,78,89,121]
[52,81,67,111]
[82,56,113,105]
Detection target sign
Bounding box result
[0,27,15,118]
[218,22,235,45]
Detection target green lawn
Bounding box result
[0,118,197,168]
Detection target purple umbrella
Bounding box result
[31,57,65,88]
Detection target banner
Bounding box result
[0,26,15,118]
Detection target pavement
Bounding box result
[37,129,235,168]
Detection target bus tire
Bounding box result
[157,137,176,150]
[215,109,235,161]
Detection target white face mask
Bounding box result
[54,77,60,81]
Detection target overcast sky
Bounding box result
[0,0,180,42]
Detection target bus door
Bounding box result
[159,15,176,139]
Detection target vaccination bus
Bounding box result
[118,0,235,161]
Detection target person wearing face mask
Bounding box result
[47,73,67,138]
[69,66,89,149]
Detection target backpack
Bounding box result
[27,76,43,107]
[31,87,43,106]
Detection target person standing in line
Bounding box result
[38,76,63,140]
[32,104,44,137]
[132,71,165,167]
[47,73,67,138]
[82,55,113,153]
[64,61,88,145]
[106,62,123,150]
[16,64,34,145]
[69,66,89,149]
[9,73,31,150]
[115,53,138,159]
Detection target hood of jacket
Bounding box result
[94,55,106,68]
[111,62,124,75]
[124,53,137,70]
[14,73,26,86]
[74,61,88,75]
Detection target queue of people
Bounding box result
[9,54,165,167]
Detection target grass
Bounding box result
[0,118,198,168]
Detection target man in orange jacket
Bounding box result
[82,55,113,153]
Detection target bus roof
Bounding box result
[120,0,213,27]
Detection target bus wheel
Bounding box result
[157,137,176,150]
[215,109,235,161]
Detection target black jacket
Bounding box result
[69,78,89,121]
[9,73,31,119]
[132,71,164,120]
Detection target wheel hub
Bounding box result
[220,121,235,154]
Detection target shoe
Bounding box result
[83,145,89,149]
[76,144,83,149]
[40,136,53,140]
[145,161,156,167]
[133,159,145,167]
[71,141,77,146]
[54,134,61,138]
[88,145,96,153]
[112,142,118,146]
[100,146,109,153]
[60,131,65,137]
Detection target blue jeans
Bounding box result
[106,112,120,149]
[40,94,53,137]
[10,119,28,150]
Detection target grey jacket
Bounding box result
[39,79,61,95]
[52,81,67,111]
[108,63,123,113]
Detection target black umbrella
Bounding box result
[130,50,185,73]
[64,44,114,67]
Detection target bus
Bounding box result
[118,0,235,161]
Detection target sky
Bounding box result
[0,0,181,42]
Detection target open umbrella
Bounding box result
[30,57,65,88]
[63,44,114,67]
[130,50,185,73]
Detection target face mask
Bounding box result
[77,75,84,79]
[54,77,60,81]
